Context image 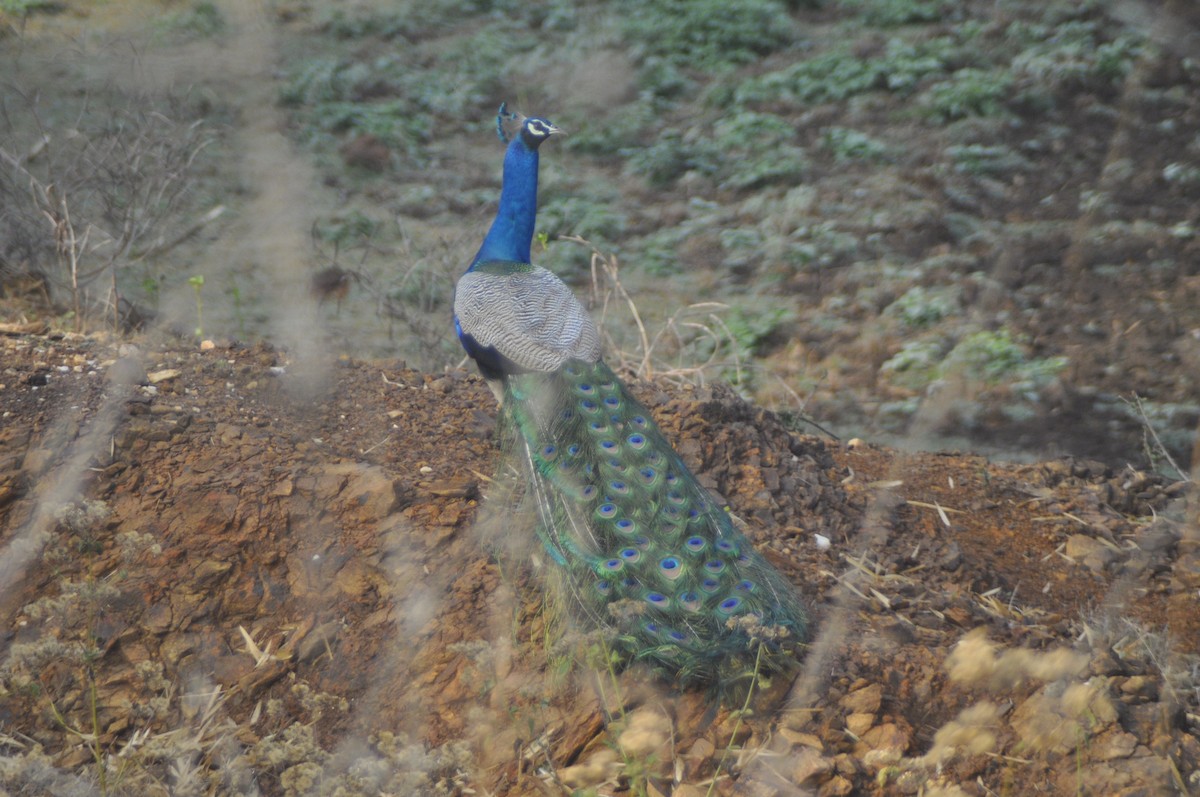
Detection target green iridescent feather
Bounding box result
[499,359,807,686]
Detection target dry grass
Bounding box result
[560,235,743,387]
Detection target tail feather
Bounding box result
[499,359,806,685]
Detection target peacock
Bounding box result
[454,104,807,689]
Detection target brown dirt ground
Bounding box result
[1,329,1197,796]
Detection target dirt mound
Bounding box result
[0,330,1197,796]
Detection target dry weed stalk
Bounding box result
[559,234,743,387]
[1124,392,1192,482]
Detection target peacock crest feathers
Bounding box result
[496,101,561,147]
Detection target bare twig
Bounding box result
[1124,393,1190,482]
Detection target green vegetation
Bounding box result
[714,112,809,189]
[921,68,1013,121]
[627,111,808,189]
[280,57,433,159]
[881,340,945,391]
[314,7,413,39]
[1,0,1169,445]
[947,143,1032,176]
[0,0,55,16]
[727,37,958,108]
[155,1,225,39]
[538,194,628,243]
[563,105,658,158]
[2,0,1156,448]
[877,326,1069,432]
[943,328,1067,388]
[725,305,795,360]
[886,285,959,329]
[632,226,687,277]
[1163,161,1200,186]
[281,23,536,162]
[821,127,889,162]
[617,0,795,72]
[1008,20,1141,89]
[847,0,951,27]
[626,130,719,187]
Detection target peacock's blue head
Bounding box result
[496,102,562,150]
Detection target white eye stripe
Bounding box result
[526,119,554,138]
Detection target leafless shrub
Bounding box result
[377,247,461,368]
[0,89,217,331]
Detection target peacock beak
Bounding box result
[547,123,565,137]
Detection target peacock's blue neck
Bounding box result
[470,137,540,269]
